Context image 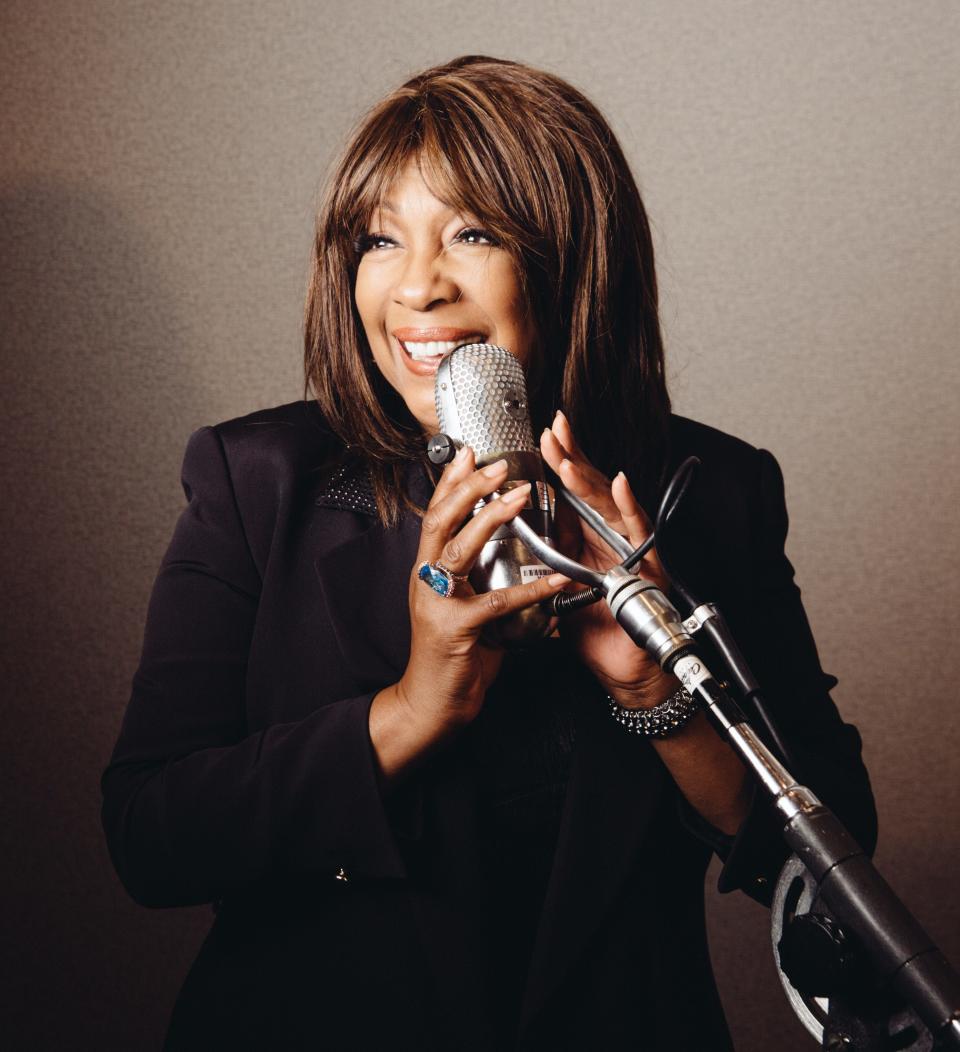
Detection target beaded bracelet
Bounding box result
[608,687,700,738]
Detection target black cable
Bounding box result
[649,456,701,609]
[550,460,694,613]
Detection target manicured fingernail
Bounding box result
[555,409,566,423]
[547,573,569,587]
[453,445,469,462]
[559,458,571,472]
[615,470,626,482]
[482,459,508,477]
[501,482,531,502]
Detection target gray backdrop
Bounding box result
[2,1,958,1048]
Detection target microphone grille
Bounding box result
[435,343,535,458]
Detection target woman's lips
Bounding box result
[392,330,485,375]
[392,327,481,341]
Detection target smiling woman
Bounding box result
[353,160,535,431]
[304,56,669,525]
[101,55,877,1051]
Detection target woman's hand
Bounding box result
[540,411,753,835]
[540,410,676,709]
[370,446,568,783]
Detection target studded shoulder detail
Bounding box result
[315,459,378,516]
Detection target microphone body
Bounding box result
[434,343,556,647]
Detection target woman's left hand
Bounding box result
[540,410,677,709]
[542,411,753,836]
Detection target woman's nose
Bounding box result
[391,247,459,311]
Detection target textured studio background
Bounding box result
[2,1,958,1049]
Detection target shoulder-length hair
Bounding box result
[304,55,671,525]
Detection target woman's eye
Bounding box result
[455,227,499,246]
[354,233,396,254]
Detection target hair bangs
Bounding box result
[341,90,539,271]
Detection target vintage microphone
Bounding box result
[427,342,557,647]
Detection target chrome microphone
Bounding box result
[432,343,556,647]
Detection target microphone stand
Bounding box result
[507,505,960,1051]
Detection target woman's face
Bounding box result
[354,159,535,433]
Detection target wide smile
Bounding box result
[391,328,486,375]
[401,338,478,361]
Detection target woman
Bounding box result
[102,56,876,1050]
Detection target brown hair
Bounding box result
[304,55,671,524]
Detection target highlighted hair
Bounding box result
[305,55,670,523]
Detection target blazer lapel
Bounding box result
[312,459,423,691]
[519,694,666,1034]
[313,520,418,689]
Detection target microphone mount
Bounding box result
[504,464,960,1051]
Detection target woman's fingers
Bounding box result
[430,443,475,503]
[611,470,653,550]
[464,569,569,626]
[541,417,622,527]
[433,483,532,575]
[541,427,609,499]
[414,472,569,620]
[539,424,571,473]
[542,412,666,579]
[612,469,666,581]
[418,456,509,563]
[550,409,585,460]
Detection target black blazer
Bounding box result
[101,400,876,1051]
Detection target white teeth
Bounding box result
[401,339,475,360]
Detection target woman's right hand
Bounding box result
[369,446,568,783]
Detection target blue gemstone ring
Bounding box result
[417,560,468,598]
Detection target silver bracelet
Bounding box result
[608,687,700,738]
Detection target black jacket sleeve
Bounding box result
[676,447,877,903]
[100,426,407,909]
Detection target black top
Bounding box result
[474,642,580,1039]
[101,400,877,1050]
